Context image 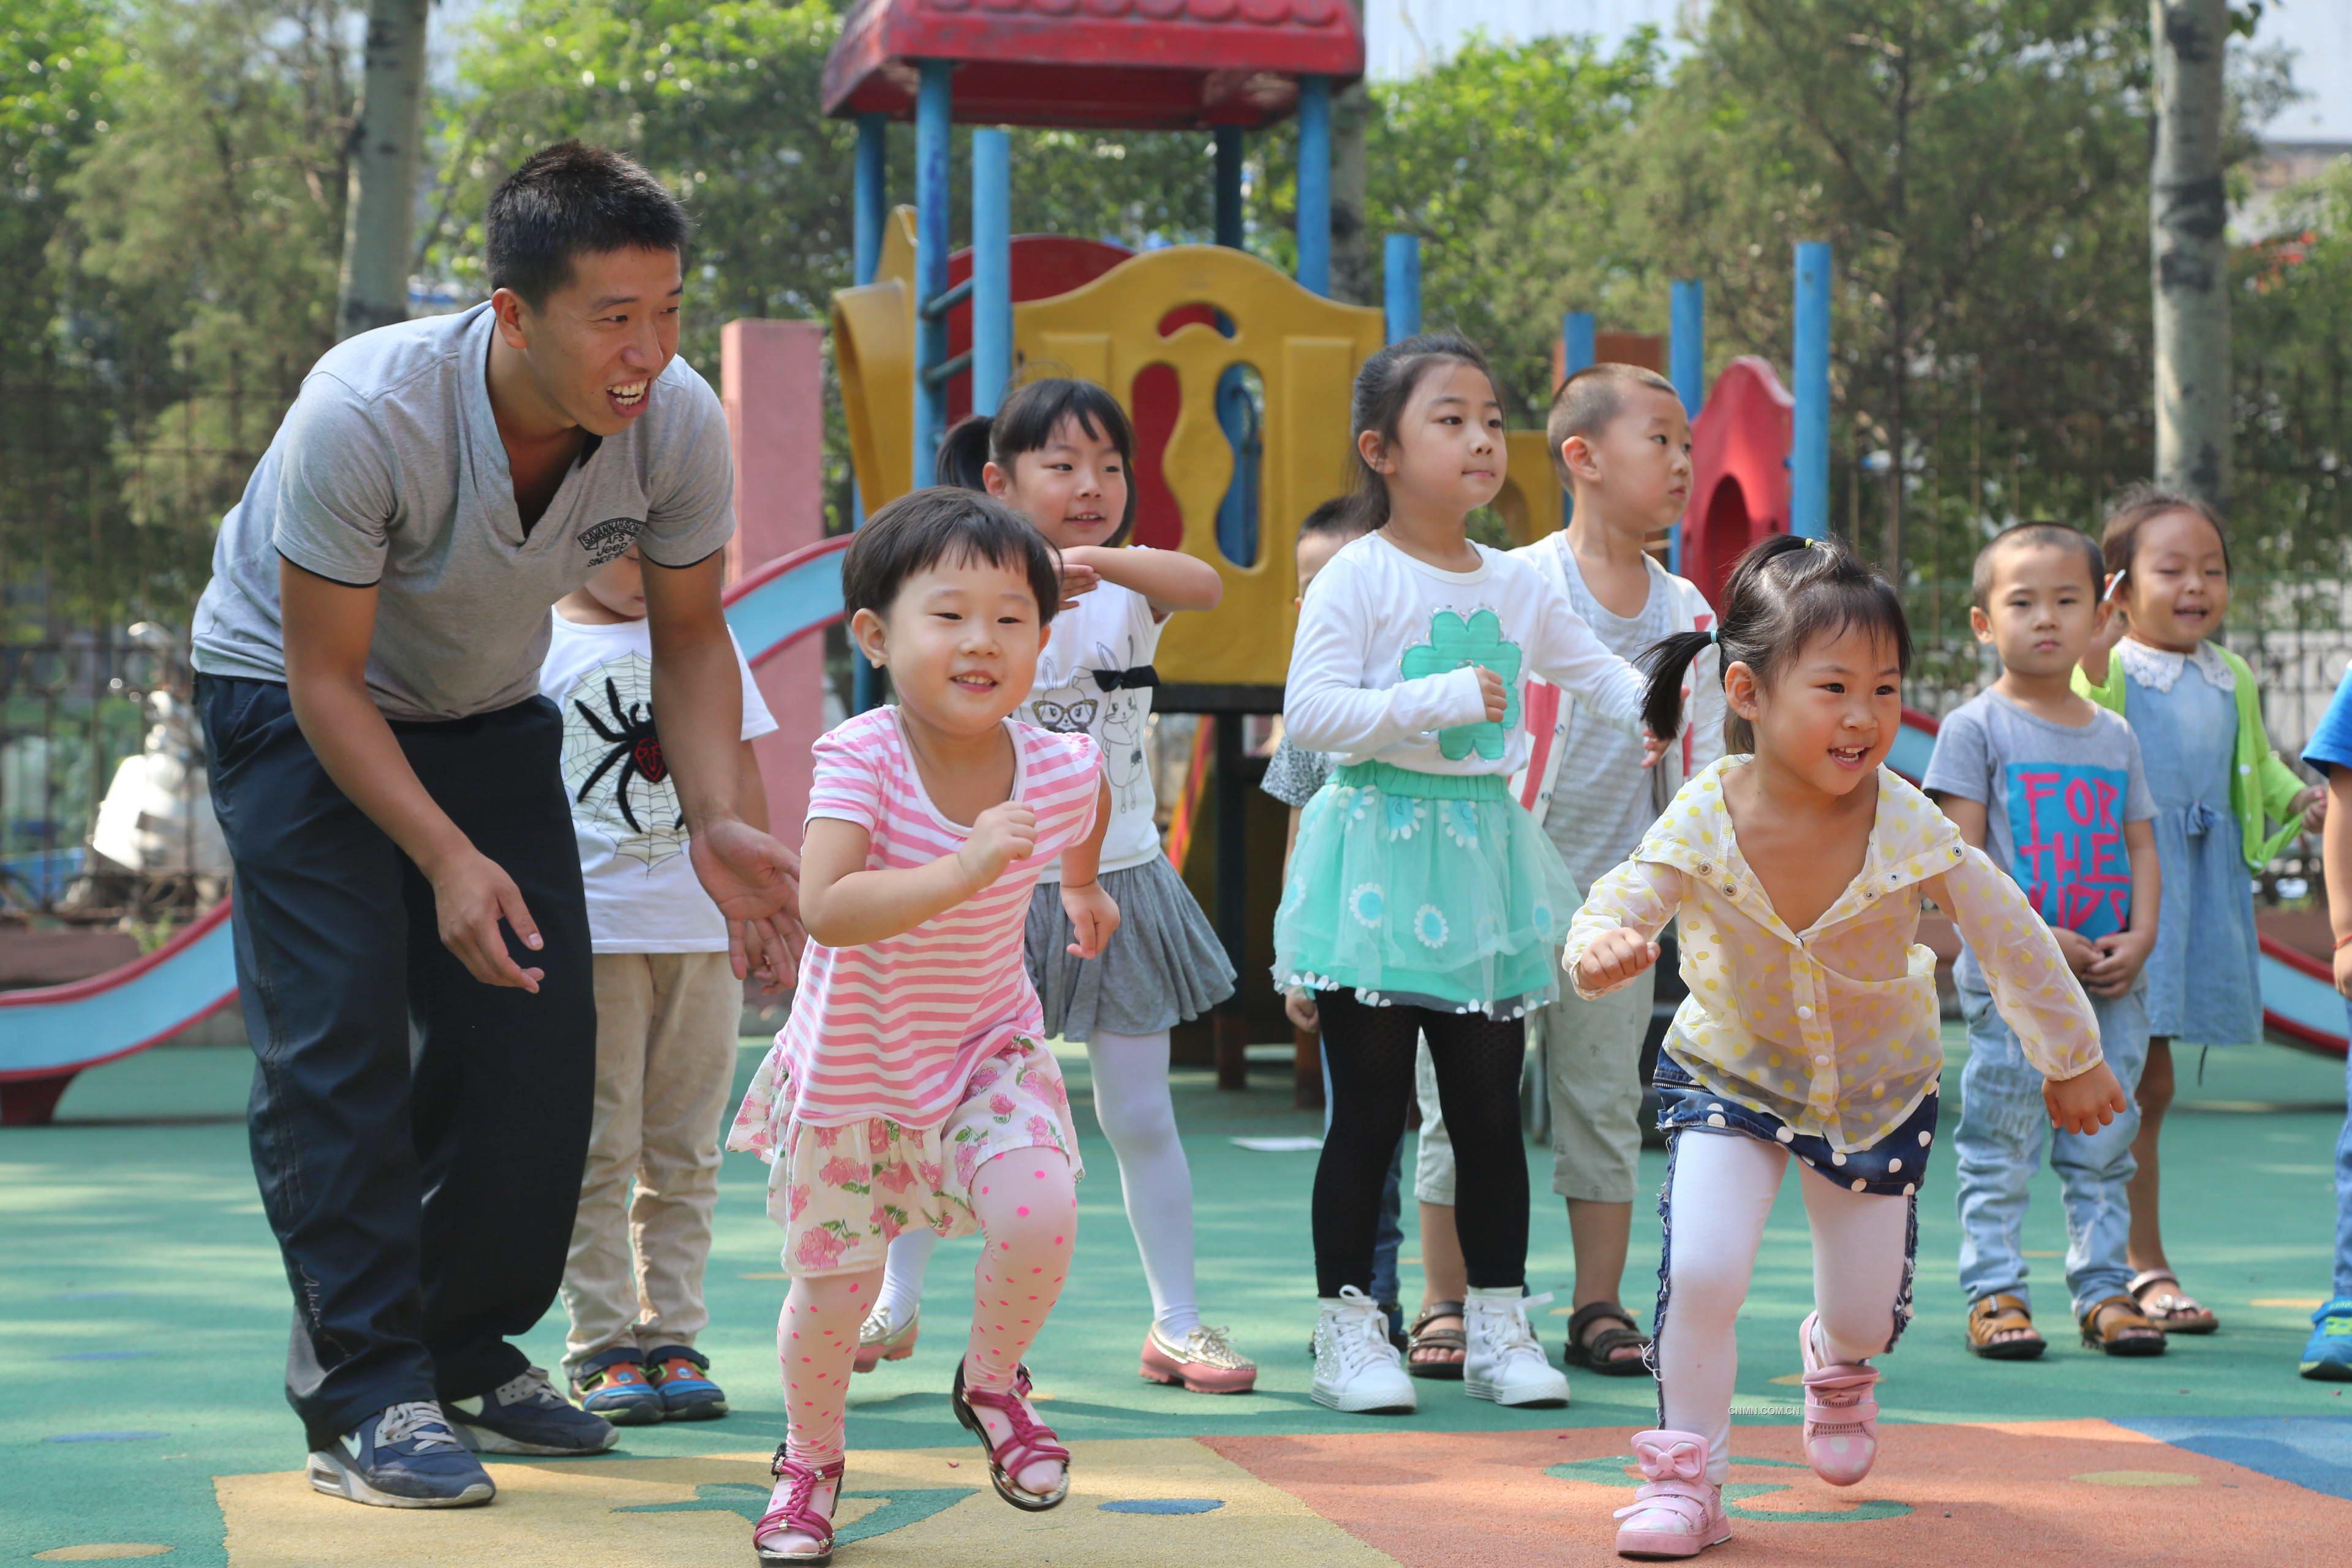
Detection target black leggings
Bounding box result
[1313,989,1529,1298]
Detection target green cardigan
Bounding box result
[2074,643,2308,870]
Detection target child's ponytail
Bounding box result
[936,414,995,491]
[1641,533,1910,756]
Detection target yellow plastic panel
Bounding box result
[831,208,923,510]
[1494,431,1564,548]
[1014,246,1384,688]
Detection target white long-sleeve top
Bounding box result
[1283,530,1646,777]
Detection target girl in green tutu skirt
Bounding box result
[1277,333,1657,1415]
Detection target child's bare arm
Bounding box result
[2328,770,2352,998]
[1931,790,1988,850]
[2083,818,2160,997]
[1064,545,1223,616]
[1058,776,1120,958]
[798,812,1025,949]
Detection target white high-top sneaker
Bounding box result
[1311,1287,1417,1414]
[1464,1288,1572,1408]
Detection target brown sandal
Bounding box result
[2128,1270,2217,1335]
[1563,1301,1652,1376]
[1406,1300,1466,1380]
[2078,1294,2167,1356]
[1966,1292,2046,1360]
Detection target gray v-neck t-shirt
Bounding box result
[191,302,736,722]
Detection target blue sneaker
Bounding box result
[2301,1297,2352,1381]
[306,1401,495,1508]
[571,1349,665,1425]
[646,1344,729,1420]
[448,1368,619,1455]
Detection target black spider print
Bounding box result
[571,677,682,834]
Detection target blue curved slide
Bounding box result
[0,536,848,1125]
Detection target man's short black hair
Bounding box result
[486,141,692,309]
[842,488,1064,626]
[1971,521,2106,609]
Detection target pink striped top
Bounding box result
[766,707,1101,1129]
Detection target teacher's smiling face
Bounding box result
[492,244,682,439]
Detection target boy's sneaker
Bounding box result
[2301,1297,2352,1381]
[647,1344,729,1419]
[306,1400,495,1509]
[448,1368,620,1455]
[573,1349,665,1425]
[1463,1287,1571,1408]
[1311,1287,1416,1414]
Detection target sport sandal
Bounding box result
[2077,1294,2166,1356]
[2128,1269,2217,1334]
[951,1361,1070,1511]
[1565,1301,1653,1376]
[1796,1310,1880,1487]
[754,1451,843,1566]
[1965,1292,2046,1360]
[1406,1300,1466,1380]
[1613,1428,1729,1560]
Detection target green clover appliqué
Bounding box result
[1398,609,1523,760]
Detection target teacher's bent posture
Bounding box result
[187,141,801,1509]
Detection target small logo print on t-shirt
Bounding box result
[579,516,645,566]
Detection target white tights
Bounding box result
[1654,1131,1912,1486]
[875,1028,1199,1338]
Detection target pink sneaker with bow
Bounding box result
[1797,1310,1881,1486]
[1613,1428,1729,1559]
[754,1452,843,1566]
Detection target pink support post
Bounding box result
[722,318,829,845]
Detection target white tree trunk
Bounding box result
[2150,0,2231,505]
[336,0,431,342]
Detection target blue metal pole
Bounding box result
[1563,311,1596,379]
[913,61,952,480]
[1792,241,1831,540]
[1384,234,1420,343]
[971,127,1011,417]
[1668,279,1704,571]
[1214,126,1245,251]
[1295,76,1330,296]
[851,113,888,713]
[854,113,886,287]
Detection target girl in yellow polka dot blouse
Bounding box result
[1561,535,2127,1561]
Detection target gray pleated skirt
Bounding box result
[1025,854,1236,1042]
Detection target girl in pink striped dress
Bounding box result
[728,488,1116,1564]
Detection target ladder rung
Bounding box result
[921,277,974,320]
[921,350,973,387]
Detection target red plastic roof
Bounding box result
[821,0,1366,130]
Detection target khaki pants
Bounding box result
[1414,965,1654,1207]
[560,951,742,1378]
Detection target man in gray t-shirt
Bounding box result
[189,143,799,1504]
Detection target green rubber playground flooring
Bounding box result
[4,1028,2348,1563]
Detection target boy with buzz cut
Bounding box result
[1926,522,2168,1362]
[1411,363,1721,1378]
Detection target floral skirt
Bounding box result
[1272,760,1580,1019]
[733,1033,1082,1278]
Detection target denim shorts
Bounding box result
[1653,1052,1941,1198]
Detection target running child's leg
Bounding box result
[1799,1174,1914,1365]
[963,1148,1079,1497]
[1654,1131,1784,1484]
[761,1268,881,1555]
[1085,1028,1199,1338]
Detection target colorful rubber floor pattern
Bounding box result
[7,1034,2350,1565]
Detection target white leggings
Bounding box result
[877,1028,1199,1338]
[1655,1131,1914,1485]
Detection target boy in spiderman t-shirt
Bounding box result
[539,543,778,1423]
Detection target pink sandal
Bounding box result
[951,1362,1070,1511]
[754,1451,843,1566]
[1797,1310,1880,1487]
[1613,1429,1729,1559]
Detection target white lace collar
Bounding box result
[2114,636,2234,694]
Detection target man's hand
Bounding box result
[691,818,805,981]
[1574,927,1659,997]
[2049,925,2100,977]
[1061,879,1121,959]
[2081,927,2154,998]
[1284,987,1321,1033]
[429,848,546,991]
[957,802,1038,887]
[2044,1061,2130,1136]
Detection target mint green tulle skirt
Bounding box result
[1271,761,1581,1019]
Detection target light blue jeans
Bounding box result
[1953,955,2151,1321]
